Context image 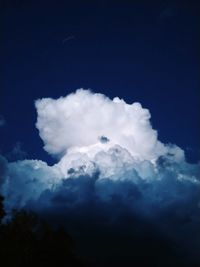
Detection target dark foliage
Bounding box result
[0,196,5,221]
[0,196,86,267]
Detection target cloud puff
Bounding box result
[35,89,171,161]
[0,89,200,266]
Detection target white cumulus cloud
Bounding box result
[35,89,172,161]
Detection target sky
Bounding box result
[0,0,199,164]
[0,1,200,266]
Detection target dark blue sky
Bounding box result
[0,0,199,164]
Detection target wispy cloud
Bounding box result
[6,142,27,161]
[62,35,75,44]
[0,115,5,127]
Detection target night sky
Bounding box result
[1,0,199,163]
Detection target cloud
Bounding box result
[1,151,199,265]
[0,115,5,127]
[5,142,27,161]
[35,89,171,161]
[0,89,200,266]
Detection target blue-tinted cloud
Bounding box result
[0,90,199,266]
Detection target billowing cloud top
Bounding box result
[35,89,169,161]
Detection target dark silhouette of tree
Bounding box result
[0,195,86,267]
[0,195,5,222]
